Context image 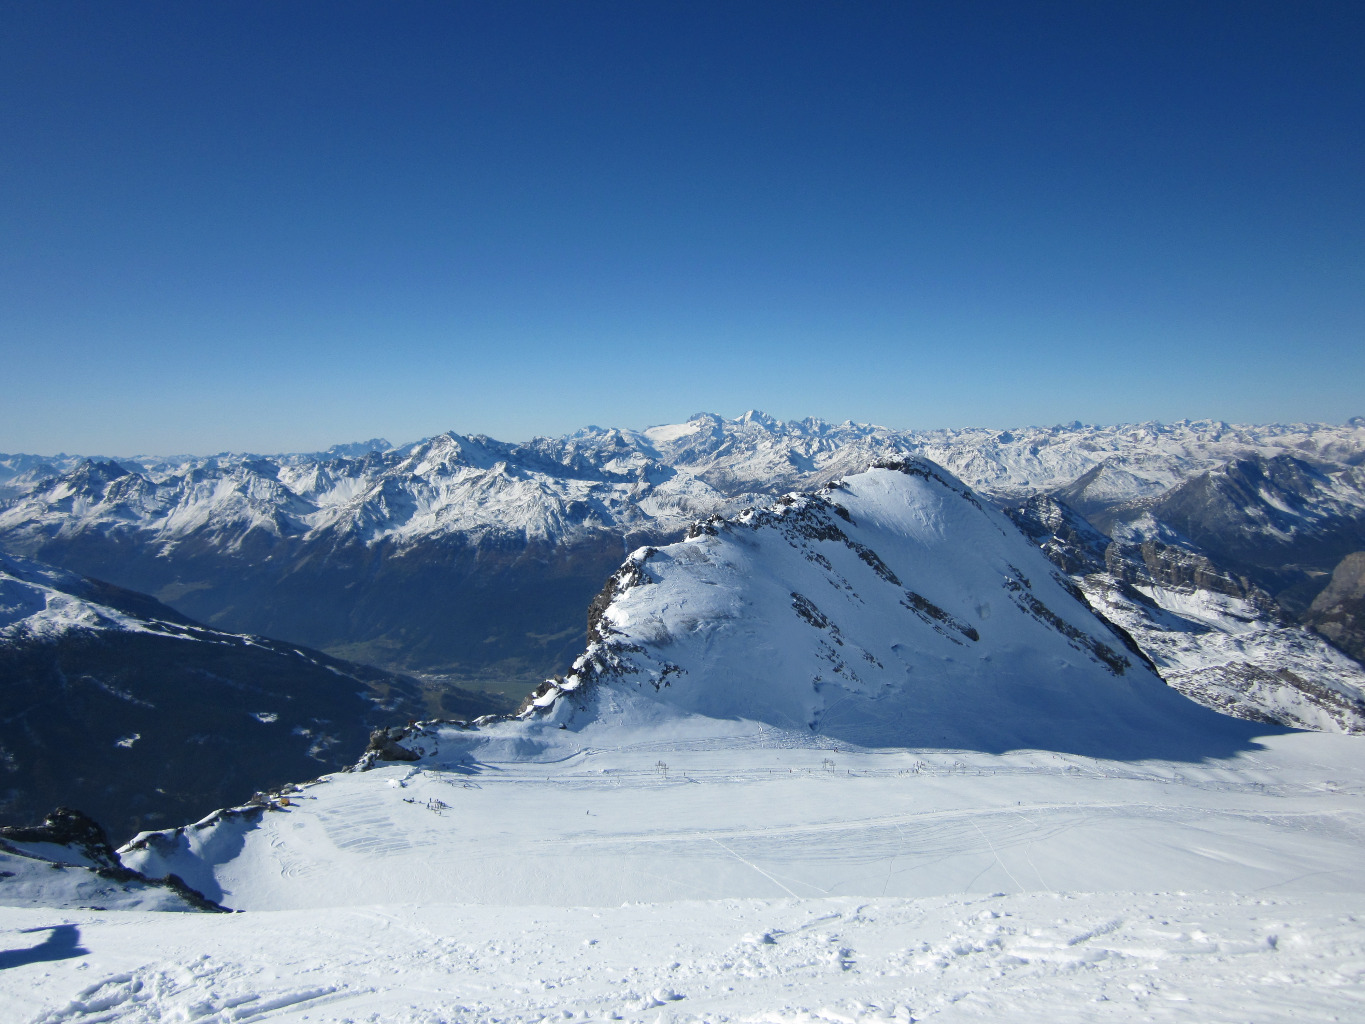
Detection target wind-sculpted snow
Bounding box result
[519,462,1272,760]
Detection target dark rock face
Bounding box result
[1105,537,1271,608]
[0,807,123,870]
[1305,552,1365,664]
[1007,496,1112,576]
[364,726,421,763]
[1103,455,1365,611]
[0,806,229,912]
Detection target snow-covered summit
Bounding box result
[505,460,1264,759]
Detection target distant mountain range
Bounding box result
[3,413,1362,696]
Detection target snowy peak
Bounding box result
[523,460,1254,757]
[320,438,391,459]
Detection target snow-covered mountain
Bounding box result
[1094,454,1365,607]
[0,552,505,840]
[514,461,1251,758]
[2,413,1361,688]
[115,462,1288,913]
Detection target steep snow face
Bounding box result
[525,463,1261,758]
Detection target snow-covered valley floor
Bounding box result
[5,732,1365,1022]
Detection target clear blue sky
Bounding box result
[2,1,1362,455]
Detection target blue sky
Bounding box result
[2,1,1362,454]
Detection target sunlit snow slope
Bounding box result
[520,460,1264,759]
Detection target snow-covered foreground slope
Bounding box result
[4,890,1362,1024]
[122,734,1363,910]
[1,731,1359,1022]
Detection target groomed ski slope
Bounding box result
[4,733,1365,1022]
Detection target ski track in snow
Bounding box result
[4,892,1364,1023]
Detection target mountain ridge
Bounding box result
[2,413,1362,690]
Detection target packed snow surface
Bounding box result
[3,733,1363,1022]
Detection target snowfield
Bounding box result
[5,893,1365,1024]
[3,733,1365,1022]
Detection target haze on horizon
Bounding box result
[2,1,1362,456]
